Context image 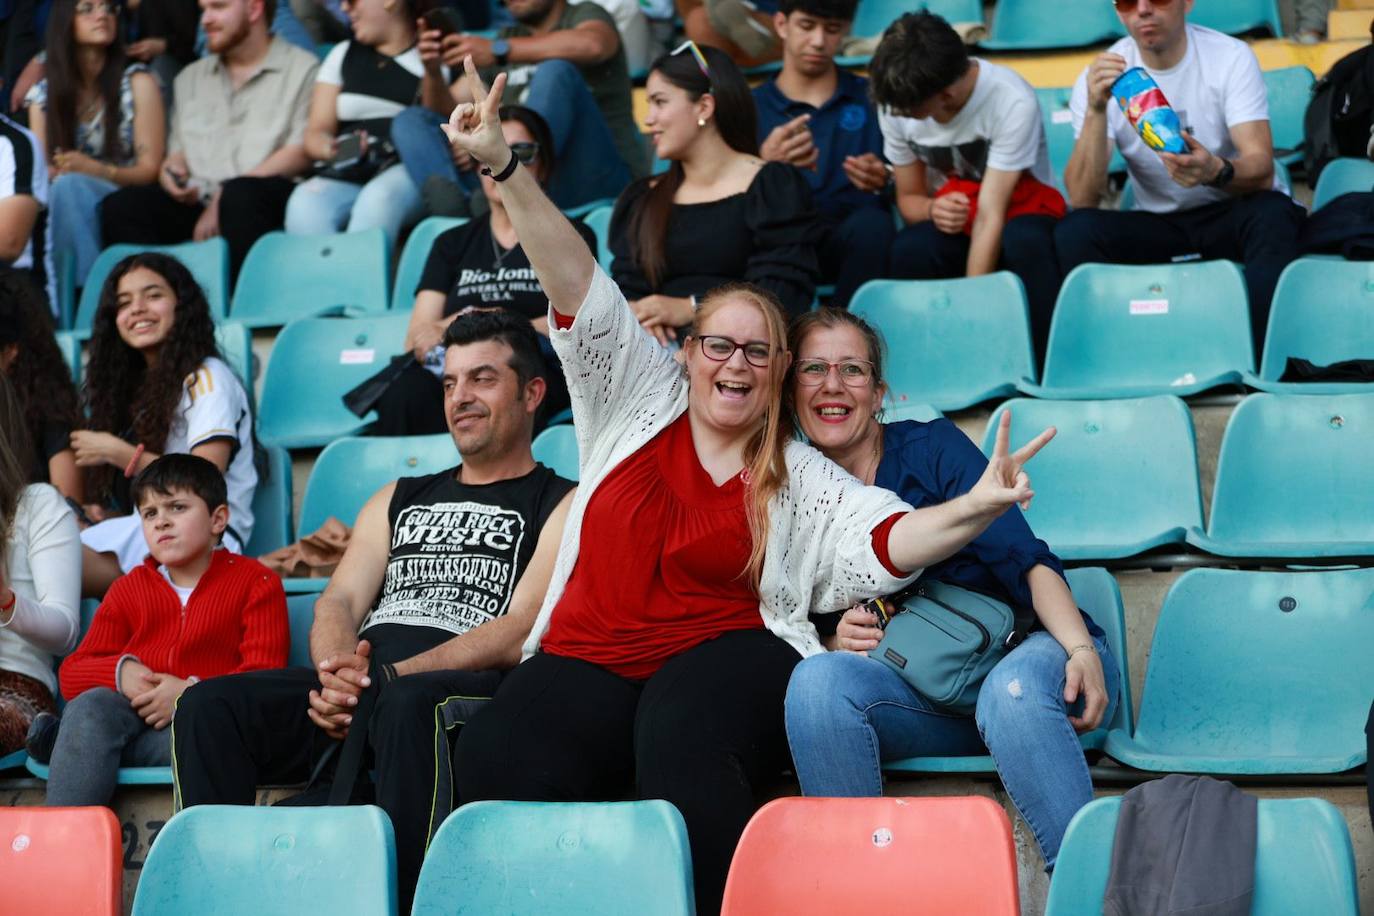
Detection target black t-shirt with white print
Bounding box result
[417,213,598,320]
[358,463,574,665]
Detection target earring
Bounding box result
[697,117,707,127]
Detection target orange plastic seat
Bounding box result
[0,806,122,915]
[721,796,1018,916]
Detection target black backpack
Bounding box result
[1304,34,1374,184]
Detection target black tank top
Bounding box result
[359,463,574,663]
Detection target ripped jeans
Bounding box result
[783,630,1118,869]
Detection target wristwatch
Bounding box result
[492,38,510,67]
[1205,156,1235,189]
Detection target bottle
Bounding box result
[1111,67,1188,154]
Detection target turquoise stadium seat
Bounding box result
[256,314,411,448]
[886,567,1134,774]
[54,249,76,330]
[1187,393,1374,558]
[1189,0,1282,35]
[1035,87,1128,191]
[562,197,616,219]
[26,759,171,784]
[1046,797,1360,916]
[1027,261,1252,399]
[412,800,694,916]
[132,805,398,916]
[981,0,1123,49]
[73,240,231,335]
[1105,567,1374,773]
[883,402,942,423]
[230,229,391,328]
[286,595,316,668]
[981,397,1202,559]
[0,749,26,770]
[1311,157,1374,211]
[1263,66,1314,164]
[299,434,458,533]
[580,205,614,271]
[850,274,1037,411]
[391,216,466,309]
[55,330,81,385]
[1249,259,1374,394]
[244,446,293,557]
[214,320,254,407]
[851,0,982,38]
[532,423,580,481]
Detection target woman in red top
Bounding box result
[446,54,1053,914]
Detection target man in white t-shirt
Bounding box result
[872,12,1066,358]
[0,111,53,314]
[1057,0,1304,347]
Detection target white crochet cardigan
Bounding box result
[521,267,920,661]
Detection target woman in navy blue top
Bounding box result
[782,307,1120,871]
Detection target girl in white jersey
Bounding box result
[73,253,257,597]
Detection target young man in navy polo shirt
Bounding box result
[753,0,891,308]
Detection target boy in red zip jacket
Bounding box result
[27,454,288,807]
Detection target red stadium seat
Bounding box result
[721,796,1018,916]
[0,806,122,915]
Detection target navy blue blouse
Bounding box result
[864,418,1103,637]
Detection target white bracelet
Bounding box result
[1067,644,1096,660]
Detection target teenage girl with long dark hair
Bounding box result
[74,253,256,597]
[25,0,165,284]
[608,41,819,344]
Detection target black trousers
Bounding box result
[172,665,502,909]
[890,214,1062,362]
[455,629,802,916]
[98,175,295,279]
[1053,190,1306,350]
[817,204,896,310]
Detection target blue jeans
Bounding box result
[284,163,422,249]
[391,60,633,210]
[50,172,117,285]
[784,630,1120,868]
[44,686,171,807]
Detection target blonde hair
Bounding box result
[688,283,791,591]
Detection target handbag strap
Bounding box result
[325,660,398,806]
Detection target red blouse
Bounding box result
[541,413,763,679]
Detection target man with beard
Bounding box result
[391,0,646,213]
[172,310,576,913]
[98,0,318,278]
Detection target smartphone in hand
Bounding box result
[423,6,464,35]
[332,131,367,168]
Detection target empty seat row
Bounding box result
[859,257,1374,412]
[997,393,1374,561]
[4,793,1359,916]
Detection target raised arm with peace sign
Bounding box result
[440,55,599,315]
[884,410,1057,574]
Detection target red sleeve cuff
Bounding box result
[871,512,913,578]
[552,309,575,329]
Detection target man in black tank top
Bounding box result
[172,312,576,910]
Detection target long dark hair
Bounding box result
[0,274,82,470]
[0,374,35,561]
[84,253,220,503]
[629,43,759,288]
[44,0,128,161]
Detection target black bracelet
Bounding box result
[481,149,520,182]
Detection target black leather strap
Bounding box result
[481,149,520,182]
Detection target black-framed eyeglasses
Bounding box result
[695,334,773,368]
[510,141,539,164]
[795,358,875,387]
[1111,0,1173,10]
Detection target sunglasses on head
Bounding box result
[1112,0,1174,11]
[509,142,539,164]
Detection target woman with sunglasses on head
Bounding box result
[24,0,165,286]
[781,308,1119,873]
[609,41,819,346]
[439,56,1053,914]
[374,105,596,435]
